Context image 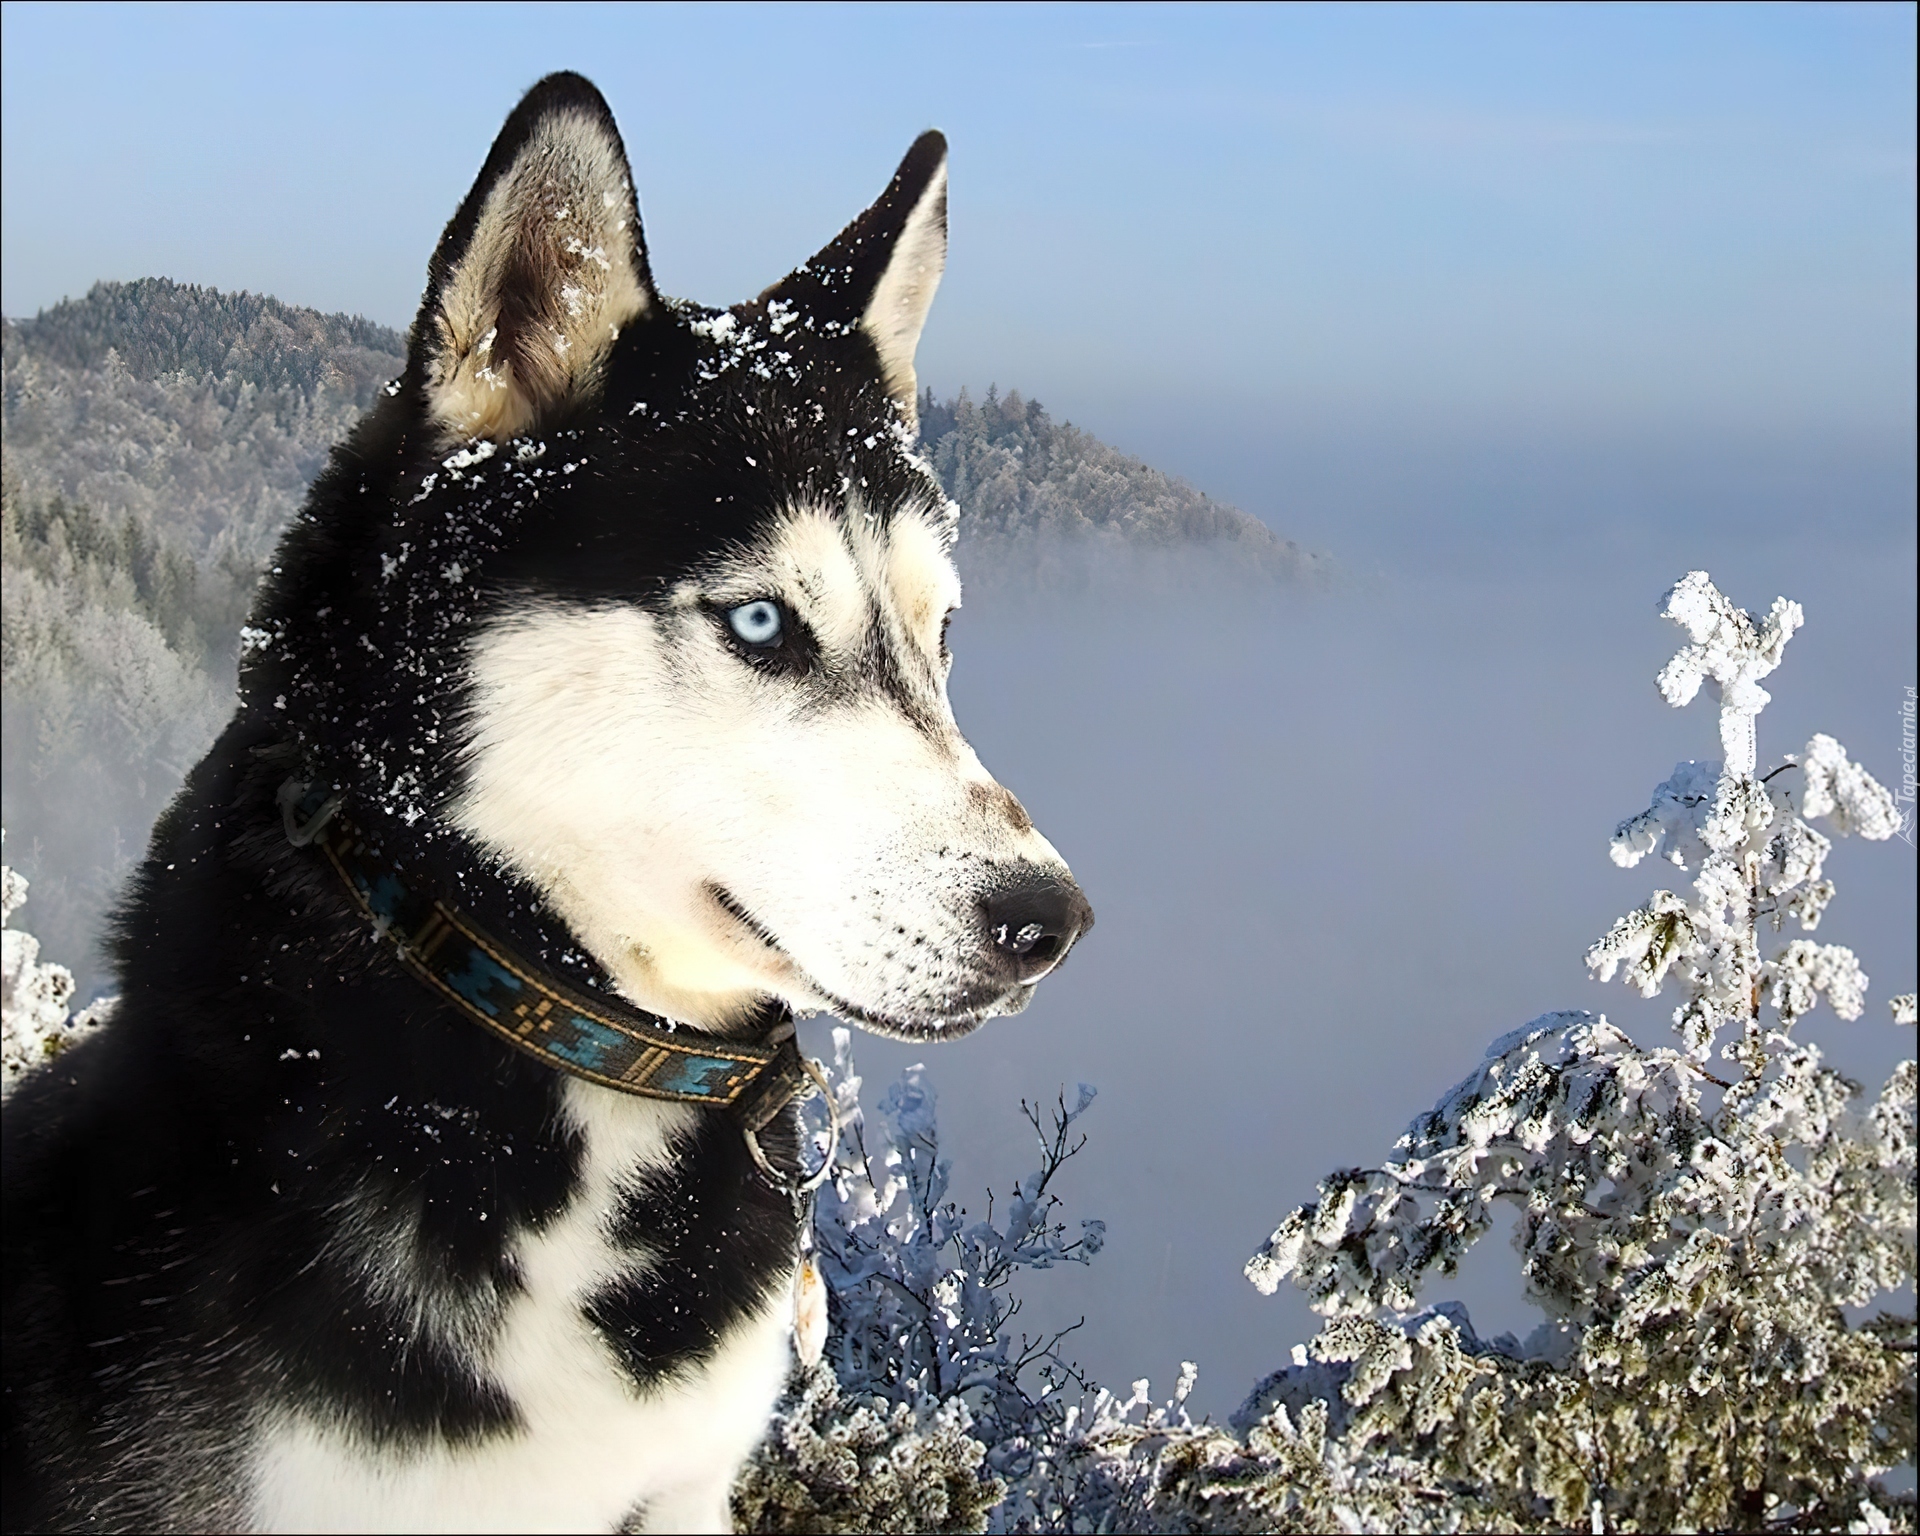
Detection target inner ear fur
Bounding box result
[761,131,949,431]
[415,73,655,445]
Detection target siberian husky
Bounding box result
[2,72,1090,1534]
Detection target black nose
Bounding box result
[983,873,1094,984]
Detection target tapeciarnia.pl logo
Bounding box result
[1897,685,1916,847]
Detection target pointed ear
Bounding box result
[762,131,948,430]
[413,73,655,444]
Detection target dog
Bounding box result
[2,72,1091,1534]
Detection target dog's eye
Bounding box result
[727,600,784,647]
[715,597,814,675]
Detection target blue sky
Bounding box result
[3,1,1913,457]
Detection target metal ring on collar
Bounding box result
[744,1054,839,1197]
[278,779,345,847]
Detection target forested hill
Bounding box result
[3,278,1321,580]
[6,277,403,386]
[2,280,406,563]
[920,388,1322,583]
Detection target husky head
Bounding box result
[251,73,1090,1041]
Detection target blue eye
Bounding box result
[728,600,783,647]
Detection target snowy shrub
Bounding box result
[736,1032,1122,1533]
[733,1363,1005,1535]
[1,839,112,1096]
[803,1036,1104,1436]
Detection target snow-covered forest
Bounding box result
[916,389,1324,588]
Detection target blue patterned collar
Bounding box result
[278,779,810,1144]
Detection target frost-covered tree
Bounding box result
[1241,571,1915,1534]
[803,1034,1104,1422]
[1,475,236,995]
[738,571,1913,1535]
[735,1030,1126,1534]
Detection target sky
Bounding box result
[3,2,1915,467]
[3,2,1915,1420]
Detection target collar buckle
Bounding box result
[740,1050,840,1205]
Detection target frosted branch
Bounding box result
[1801,734,1901,840]
[1655,570,1800,778]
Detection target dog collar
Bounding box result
[278,779,831,1187]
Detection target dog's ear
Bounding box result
[412,73,655,444]
[761,131,948,431]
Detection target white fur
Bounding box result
[451,503,1068,1037]
[861,156,947,421]
[246,1083,793,1534]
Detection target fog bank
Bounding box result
[807,513,1917,1422]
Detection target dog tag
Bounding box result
[793,1255,826,1368]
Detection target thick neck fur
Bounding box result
[259,736,650,1015]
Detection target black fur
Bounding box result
[2,72,948,1533]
